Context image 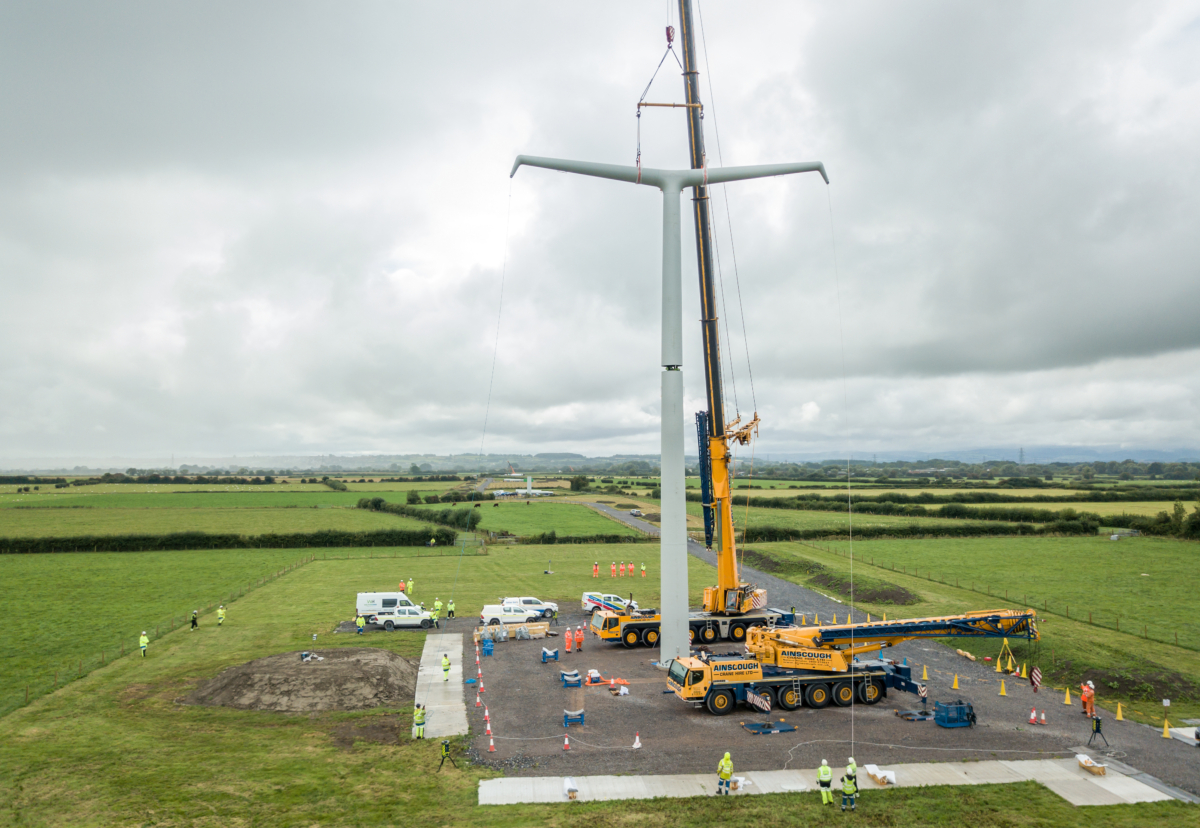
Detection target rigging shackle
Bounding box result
[666,25,675,46]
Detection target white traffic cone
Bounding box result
[563,735,570,751]
[633,731,642,749]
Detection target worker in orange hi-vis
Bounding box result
[592,561,599,578]
[628,561,634,578]
[398,580,406,592]
[564,627,573,653]
[1082,681,1096,717]
[575,625,584,651]
[611,561,616,578]
[620,562,626,577]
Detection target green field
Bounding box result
[0,506,434,538]
[818,535,1199,649]
[0,490,372,509]
[685,501,998,534]
[0,548,312,717]
[411,501,642,537]
[1,546,1196,826]
[743,539,1200,723]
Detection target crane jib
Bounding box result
[812,614,1038,645]
[696,411,715,548]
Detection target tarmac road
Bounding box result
[574,499,1200,798]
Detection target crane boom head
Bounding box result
[745,609,1039,671]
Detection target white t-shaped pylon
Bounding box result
[511,155,828,663]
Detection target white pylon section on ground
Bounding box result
[412,633,468,739]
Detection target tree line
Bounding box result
[0,527,457,555]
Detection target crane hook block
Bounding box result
[666,25,675,46]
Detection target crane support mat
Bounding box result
[896,709,934,722]
[741,721,796,735]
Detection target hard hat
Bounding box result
[821,759,828,766]
[848,757,855,764]
[142,631,147,634]
[1087,681,1094,688]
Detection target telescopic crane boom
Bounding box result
[677,0,762,616]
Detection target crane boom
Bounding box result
[677,0,761,617]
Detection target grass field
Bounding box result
[0,506,435,537]
[1,547,1196,826]
[0,490,372,509]
[685,501,1000,534]
[746,539,1200,723]
[816,535,1199,650]
[410,501,642,537]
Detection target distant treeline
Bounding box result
[322,478,349,492]
[0,476,66,485]
[357,497,483,531]
[520,531,654,545]
[684,486,1199,511]
[0,527,457,555]
[742,518,1101,543]
[47,473,282,487]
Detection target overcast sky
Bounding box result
[2,1,1198,464]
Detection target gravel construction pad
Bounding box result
[464,609,1200,796]
[185,648,418,713]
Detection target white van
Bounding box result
[356,592,416,623]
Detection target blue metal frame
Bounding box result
[695,411,715,548]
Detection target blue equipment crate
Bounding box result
[481,640,494,656]
[934,700,976,728]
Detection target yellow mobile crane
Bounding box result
[589,0,795,650]
[667,609,1039,714]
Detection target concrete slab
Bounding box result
[1088,774,1174,804]
[1043,779,1128,807]
[477,756,1182,807]
[743,770,811,794]
[1169,727,1198,746]
[413,633,467,739]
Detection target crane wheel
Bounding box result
[622,629,640,648]
[641,628,659,647]
[778,687,802,710]
[706,689,735,716]
[805,683,831,709]
[832,681,855,707]
[688,628,696,644]
[858,680,883,705]
[700,626,717,644]
[729,623,746,642]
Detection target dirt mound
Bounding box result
[185,648,418,713]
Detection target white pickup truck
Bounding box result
[582,592,639,615]
[479,604,544,626]
[500,596,558,618]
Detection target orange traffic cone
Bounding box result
[563,736,570,751]
[633,731,642,749]
[479,679,486,693]
[488,736,496,752]
[484,707,490,721]
[475,692,481,707]
[486,721,492,736]
[477,667,482,680]
[1039,711,1047,726]
[1029,707,1037,725]
[610,677,615,688]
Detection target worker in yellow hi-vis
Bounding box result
[139,631,149,657]
[716,751,733,795]
[442,653,451,681]
[407,578,414,594]
[817,759,833,804]
[217,606,226,626]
